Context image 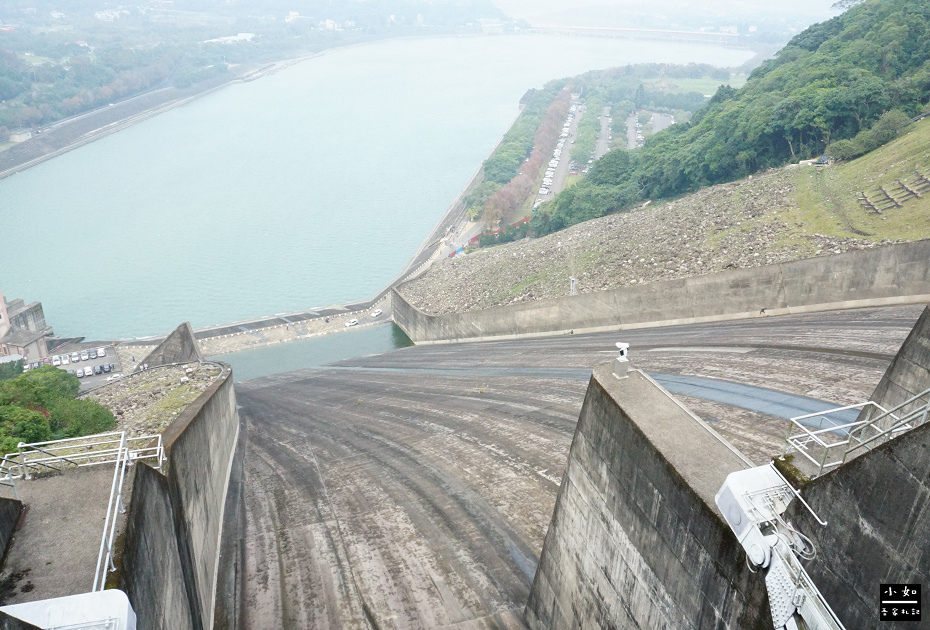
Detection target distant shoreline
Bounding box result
[0,31,759,180]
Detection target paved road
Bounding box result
[596,106,612,158]
[531,99,583,208]
[237,304,923,629]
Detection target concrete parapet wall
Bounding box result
[394,240,930,344]
[525,365,769,629]
[163,366,239,630]
[120,465,196,630]
[0,498,22,571]
[120,364,241,630]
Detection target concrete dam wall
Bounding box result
[789,305,930,627]
[120,364,241,630]
[527,309,930,629]
[860,304,930,418]
[394,239,930,344]
[525,364,771,629]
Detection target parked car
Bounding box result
[94,365,104,375]
[345,319,359,327]
[102,363,112,373]
[88,349,97,360]
[60,354,69,365]
[370,309,383,318]
[52,355,61,366]
[71,352,80,363]
[83,366,93,377]
[97,347,107,357]
[76,369,83,378]
[80,350,89,361]
[106,374,123,382]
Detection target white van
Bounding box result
[83,366,93,377]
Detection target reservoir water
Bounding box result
[0,34,752,340]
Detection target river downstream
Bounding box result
[0,34,752,340]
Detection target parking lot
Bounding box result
[32,343,123,390]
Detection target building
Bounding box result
[9,131,32,143]
[0,285,52,362]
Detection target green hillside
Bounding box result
[400,117,930,316]
[532,0,930,235]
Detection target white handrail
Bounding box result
[92,433,129,592]
[785,387,930,477]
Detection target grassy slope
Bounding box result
[786,117,930,243]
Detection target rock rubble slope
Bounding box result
[399,167,902,316]
[86,363,222,437]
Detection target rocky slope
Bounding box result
[399,167,894,316]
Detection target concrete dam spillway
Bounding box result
[225,304,927,629]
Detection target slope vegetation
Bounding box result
[399,118,930,315]
[531,0,930,235]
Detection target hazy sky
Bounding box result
[493,0,839,29]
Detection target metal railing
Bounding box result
[92,433,130,592]
[0,432,165,481]
[0,430,166,592]
[784,387,930,477]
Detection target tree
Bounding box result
[0,360,22,381]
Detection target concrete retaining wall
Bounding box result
[860,305,930,419]
[120,364,241,630]
[0,498,22,571]
[141,322,204,368]
[120,465,196,630]
[785,420,930,628]
[789,308,930,627]
[525,365,769,629]
[395,240,930,343]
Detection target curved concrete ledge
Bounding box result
[394,240,930,344]
[120,362,241,630]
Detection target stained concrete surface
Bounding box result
[0,465,131,605]
[238,304,924,629]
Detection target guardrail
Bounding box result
[0,431,166,591]
[2,432,164,481]
[93,433,130,592]
[784,387,930,477]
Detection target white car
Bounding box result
[539,187,550,195]
[370,309,383,318]
[83,366,93,377]
[52,355,61,366]
[60,355,69,365]
[80,350,89,361]
[106,373,123,382]
[97,347,107,357]
[345,319,359,327]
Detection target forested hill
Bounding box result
[532,0,930,235]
